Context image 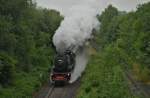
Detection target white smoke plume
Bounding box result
[52,0,101,83]
[69,46,89,83]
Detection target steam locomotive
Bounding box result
[50,50,76,84]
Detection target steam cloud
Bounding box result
[52,0,100,83]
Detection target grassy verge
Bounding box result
[77,46,141,98]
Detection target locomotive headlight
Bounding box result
[67,73,71,76]
[50,73,53,77]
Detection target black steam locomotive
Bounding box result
[50,50,75,84]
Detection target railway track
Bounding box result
[124,65,150,98]
[34,79,80,98]
[45,85,55,98]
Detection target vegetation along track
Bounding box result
[34,79,81,98]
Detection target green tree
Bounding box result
[97,5,119,48]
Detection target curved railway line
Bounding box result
[34,79,81,98]
[124,65,150,98]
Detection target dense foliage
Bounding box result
[97,3,150,82]
[0,0,63,97]
[78,2,150,98]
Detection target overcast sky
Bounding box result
[35,0,150,15]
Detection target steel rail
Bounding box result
[45,85,55,98]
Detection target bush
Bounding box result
[0,52,16,86]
